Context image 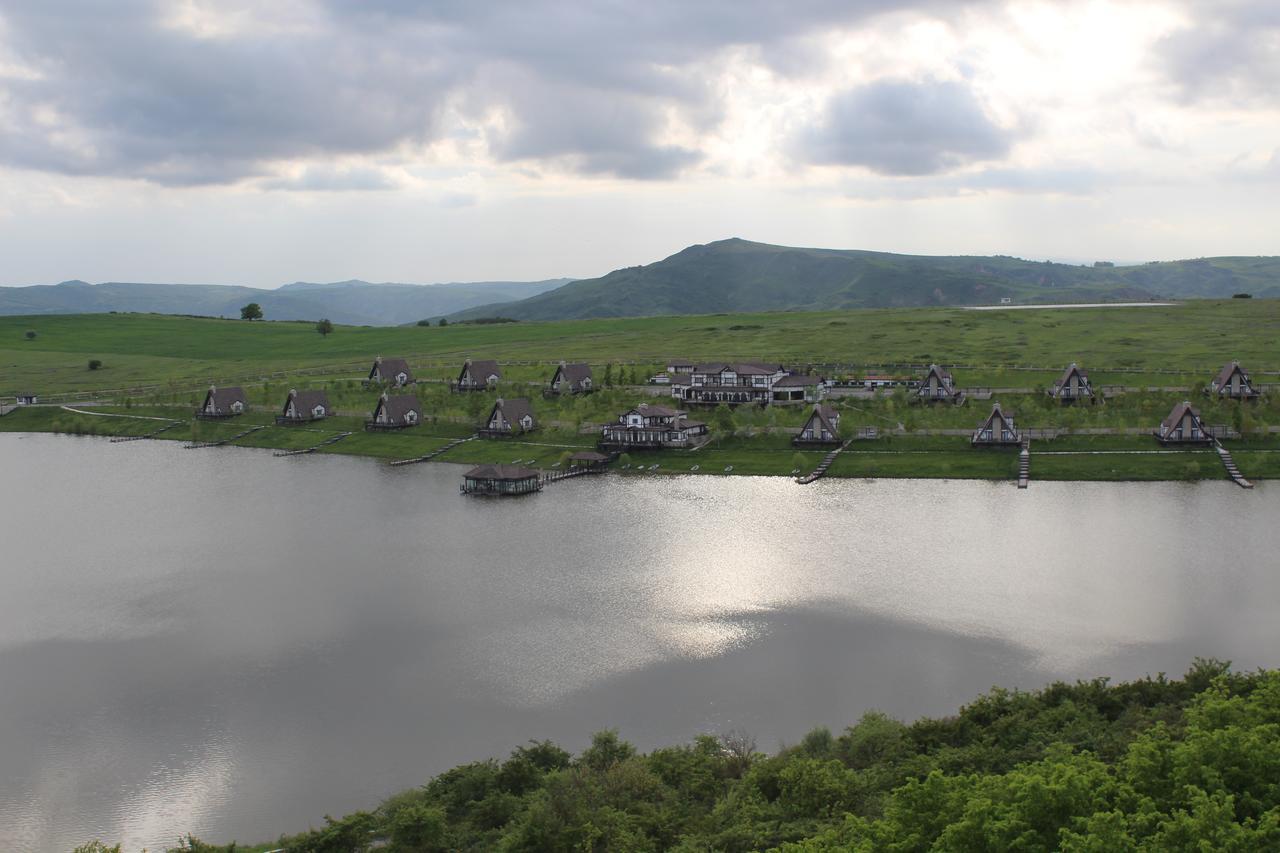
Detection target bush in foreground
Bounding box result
[90,659,1280,852]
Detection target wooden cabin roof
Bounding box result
[553,362,593,387]
[465,463,539,481]
[491,397,535,427]
[370,357,414,381]
[1053,363,1089,388]
[802,404,840,436]
[461,359,501,381]
[976,403,1016,432]
[1160,401,1202,431]
[774,373,821,387]
[376,393,420,422]
[1213,361,1250,387]
[285,389,330,413]
[205,385,246,407]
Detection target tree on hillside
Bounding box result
[437,318,449,327]
[88,359,102,370]
[240,303,263,321]
[24,330,36,340]
[316,318,334,336]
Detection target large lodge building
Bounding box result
[667,361,824,405]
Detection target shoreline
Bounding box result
[3,409,1275,484]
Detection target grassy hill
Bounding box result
[0,278,571,326]
[450,239,1280,321]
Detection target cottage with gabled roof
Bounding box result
[365,393,421,431]
[461,464,542,496]
[15,392,39,405]
[368,356,414,387]
[195,385,247,419]
[1154,401,1212,445]
[277,388,331,424]
[454,358,501,391]
[548,361,594,394]
[916,364,961,402]
[600,403,708,450]
[793,404,841,447]
[971,403,1020,446]
[480,397,536,437]
[1209,361,1258,399]
[1049,363,1094,402]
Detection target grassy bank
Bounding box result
[3,304,1279,481]
[78,660,1280,852]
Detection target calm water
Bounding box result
[1,433,1278,851]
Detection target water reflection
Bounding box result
[0,433,1276,851]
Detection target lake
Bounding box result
[1,432,1277,851]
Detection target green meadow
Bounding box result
[2,301,1278,482]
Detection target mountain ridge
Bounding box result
[447,238,1280,321]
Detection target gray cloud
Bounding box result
[0,0,986,185]
[1157,1,1280,105]
[797,79,1013,175]
[260,166,400,192]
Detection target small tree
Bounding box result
[24,329,36,340]
[603,363,615,386]
[240,302,263,321]
[88,359,103,370]
[713,403,736,437]
[438,318,449,327]
[316,318,334,336]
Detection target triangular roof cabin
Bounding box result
[1155,401,1211,444]
[368,356,414,386]
[483,397,536,434]
[370,393,421,428]
[456,358,502,390]
[916,364,958,400]
[549,361,594,393]
[198,385,247,417]
[972,403,1019,446]
[1210,361,1257,398]
[795,404,841,444]
[1049,363,1094,401]
[281,389,331,422]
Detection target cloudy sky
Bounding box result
[0,0,1277,286]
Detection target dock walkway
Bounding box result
[1214,441,1253,489]
[110,420,185,442]
[185,425,266,449]
[274,431,353,457]
[1018,436,1031,489]
[389,434,477,466]
[796,440,851,485]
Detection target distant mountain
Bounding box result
[448,239,1280,321]
[0,278,571,325]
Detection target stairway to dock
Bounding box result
[389,434,477,466]
[110,420,185,442]
[1214,441,1253,489]
[1018,436,1031,489]
[274,431,353,457]
[185,424,266,449]
[796,440,851,485]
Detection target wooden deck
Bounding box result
[109,420,186,442]
[389,434,477,466]
[1018,436,1031,489]
[796,440,851,485]
[1214,442,1253,489]
[274,431,353,457]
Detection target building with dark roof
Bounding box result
[1155,401,1213,445]
[365,393,422,430]
[480,397,536,437]
[277,389,332,424]
[600,403,708,450]
[195,385,247,419]
[454,358,502,391]
[1049,363,1095,402]
[1209,361,1258,399]
[367,356,415,387]
[668,361,795,405]
[548,361,594,394]
[971,403,1020,446]
[461,464,542,495]
[793,404,842,447]
[916,364,961,403]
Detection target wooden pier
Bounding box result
[1018,436,1031,489]
[541,466,607,486]
[389,434,477,466]
[274,431,353,457]
[796,440,851,485]
[1214,441,1253,489]
[185,424,266,449]
[110,420,185,442]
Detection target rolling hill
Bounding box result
[448,238,1280,320]
[0,278,571,326]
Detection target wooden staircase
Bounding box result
[185,424,266,449]
[1017,435,1031,489]
[110,420,185,442]
[1214,441,1253,489]
[389,434,477,466]
[796,440,851,485]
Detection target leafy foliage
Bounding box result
[240,302,263,321]
[162,661,1280,853]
